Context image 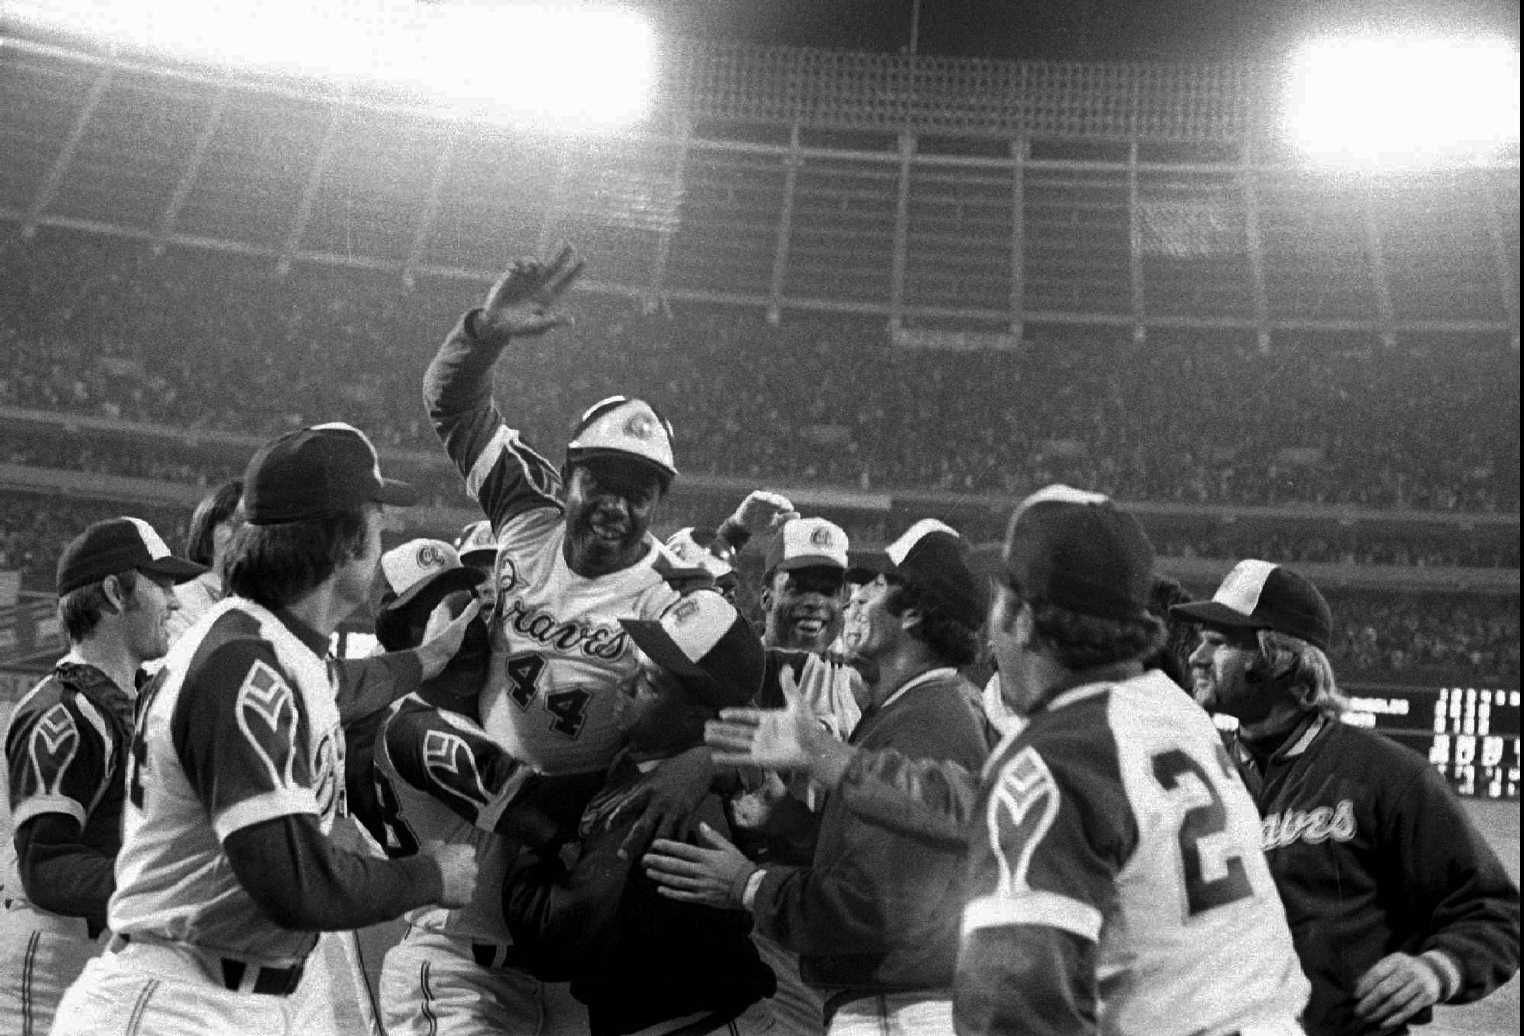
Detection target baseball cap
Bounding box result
[57,517,206,596]
[566,396,677,480]
[1004,485,1154,622]
[374,539,486,650]
[620,591,765,710]
[857,518,986,629]
[764,517,849,575]
[243,422,418,525]
[1171,559,1333,650]
[455,519,498,565]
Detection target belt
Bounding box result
[821,989,953,1027]
[470,942,527,970]
[111,932,306,997]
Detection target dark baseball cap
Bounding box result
[621,591,765,709]
[764,517,849,575]
[1004,485,1155,622]
[855,518,986,629]
[243,422,418,525]
[1171,559,1333,651]
[57,517,206,596]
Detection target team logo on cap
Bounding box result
[809,527,835,549]
[625,413,656,440]
[416,543,450,570]
[671,598,702,625]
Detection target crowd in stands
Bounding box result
[1,230,1517,512]
[0,230,1519,681]
[1,488,1517,682]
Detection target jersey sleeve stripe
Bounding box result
[11,796,87,829]
[213,789,320,840]
[962,890,1104,943]
[465,425,515,499]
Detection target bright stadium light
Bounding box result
[7,0,657,130]
[1283,35,1519,170]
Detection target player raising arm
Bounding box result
[51,424,478,1036]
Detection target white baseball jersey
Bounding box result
[428,353,682,776]
[959,669,1309,1035]
[109,598,345,969]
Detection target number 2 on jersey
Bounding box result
[1151,747,1253,917]
[506,652,592,738]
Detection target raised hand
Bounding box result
[706,668,853,787]
[477,242,585,340]
[727,490,798,539]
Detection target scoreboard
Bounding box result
[1343,685,1520,800]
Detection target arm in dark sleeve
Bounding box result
[1389,765,1521,1002]
[332,651,423,726]
[223,814,443,931]
[423,311,562,527]
[501,819,630,980]
[956,925,1099,1036]
[13,815,114,932]
[835,747,982,847]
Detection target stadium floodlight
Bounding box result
[6,0,657,130]
[1283,35,1519,170]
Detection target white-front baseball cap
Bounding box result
[566,396,676,479]
[764,517,849,574]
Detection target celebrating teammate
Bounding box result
[50,423,479,1036]
[1175,560,1521,1035]
[504,590,779,1035]
[701,486,1311,1034]
[1,517,203,1034]
[760,516,852,654]
[644,519,994,1036]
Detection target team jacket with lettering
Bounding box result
[1229,714,1521,1035]
[958,670,1308,1036]
[425,313,682,775]
[108,598,347,968]
[752,668,992,1004]
[3,660,133,931]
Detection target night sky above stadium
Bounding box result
[639,0,1519,61]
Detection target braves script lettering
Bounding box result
[1261,799,1357,850]
[499,597,628,659]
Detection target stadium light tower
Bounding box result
[7,0,657,131]
[1282,35,1519,170]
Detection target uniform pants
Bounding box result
[290,931,380,1036]
[751,934,823,1035]
[826,993,955,1036]
[50,940,322,1036]
[379,926,587,1036]
[0,903,103,1036]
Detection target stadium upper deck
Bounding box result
[1,32,1518,338]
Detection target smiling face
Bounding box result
[562,458,664,578]
[761,565,846,651]
[120,571,181,663]
[839,573,904,662]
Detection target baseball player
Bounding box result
[424,243,693,777]
[701,487,1311,1035]
[1,517,203,1036]
[644,520,994,1036]
[165,477,242,643]
[665,489,800,603]
[367,538,595,1035]
[505,590,778,1035]
[760,516,852,654]
[1174,560,1520,1035]
[425,243,748,1026]
[50,423,478,1036]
